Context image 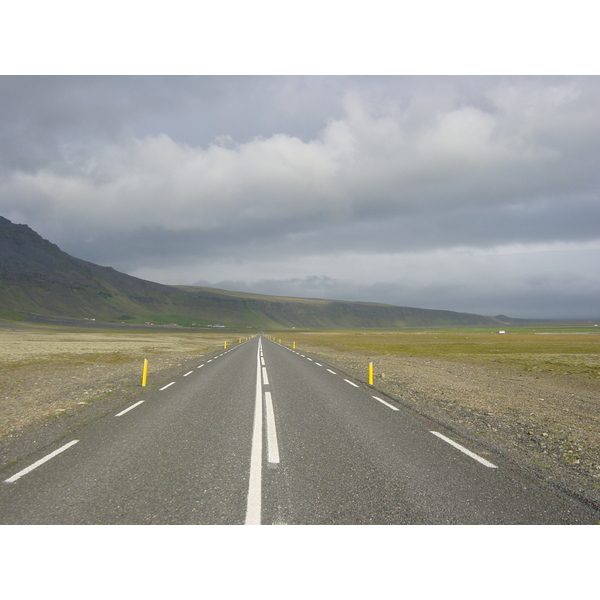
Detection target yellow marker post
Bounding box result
[292,341,296,350]
[142,358,148,387]
[368,362,374,386]
[224,341,227,349]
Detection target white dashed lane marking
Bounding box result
[372,396,398,411]
[265,391,280,464]
[5,440,79,483]
[430,431,498,469]
[115,400,145,417]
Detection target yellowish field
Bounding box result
[273,330,600,378]
[0,325,236,366]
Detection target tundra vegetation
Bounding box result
[275,326,600,378]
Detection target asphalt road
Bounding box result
[1,335,598,524]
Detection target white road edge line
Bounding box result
[344,379,359,388]
[197,364,204,368]
[183,371,193,377]
[430,431,498,469]
[372,396,399,411]
[5,440,79,483]
[327,369,337,374]
[160,382,176,391]
[115,400,145,417]
[245,338,263,525]
[264,391,280,464]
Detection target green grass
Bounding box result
[276,327,600,378]
[109,314,204,327]
[0,308,26,321]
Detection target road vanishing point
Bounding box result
[1,335,598,524]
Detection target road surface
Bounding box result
[1,335,597,524]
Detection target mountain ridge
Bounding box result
[0,215,508,328]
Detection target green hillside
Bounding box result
[0,216,507,329]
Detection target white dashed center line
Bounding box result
[265,391,280,464]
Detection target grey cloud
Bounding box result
[0,76,350,173]
[207,245,600,319]
[1,76,599,318]
[192,270,600,320]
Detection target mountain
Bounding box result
[0,216,507,329]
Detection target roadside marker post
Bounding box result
[292,341,296,350]
[224,341,227,349]
[142,359,148,387]
[369,362,374,386]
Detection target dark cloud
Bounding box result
[0,76,351,173]
[1,76,599,318]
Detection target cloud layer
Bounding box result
[1,76,599,318]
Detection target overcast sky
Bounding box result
[1,71,599,319]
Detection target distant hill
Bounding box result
[0,215,507,329]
